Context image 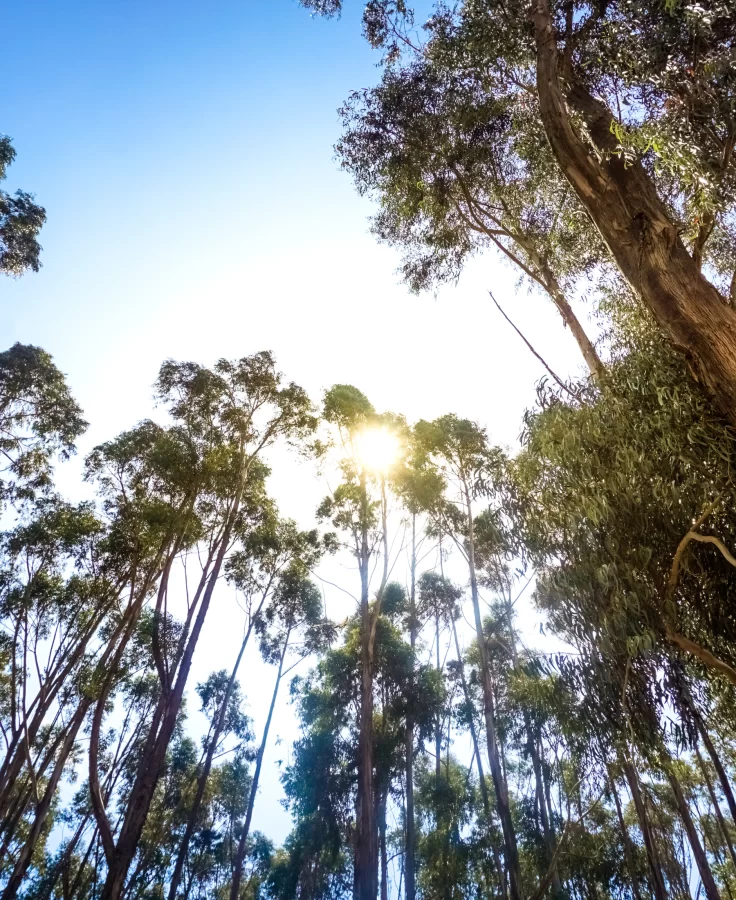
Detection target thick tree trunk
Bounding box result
[622,759,668,900]
[404,515,417,900]
[464,489,523,900]
[665,765,721,900]
[532,0,736,426]
[230,632,289,900]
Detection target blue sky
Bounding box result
[1,0,589,843]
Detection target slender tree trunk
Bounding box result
[379,789,388,900]
[169,605,263,900]
[101,494,242,900]
[404,514,417,900]
[530,732,561,896]
[1,699,91,900]
[608,771,644,900]
[355,472,377,900]
[464,488,523,900]
[453,617,508,900]
[622,758,668,900]
[696,744,736,871]
[525,243,605,380]
[532,0,736,426]
[698,718,736,828]
[435,611,442,785]
[665,765,721,900]
[230,631,289,900]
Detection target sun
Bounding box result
[356,427,400,474]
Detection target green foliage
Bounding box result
[0,136,46,276]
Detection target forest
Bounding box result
[2,0,736,898]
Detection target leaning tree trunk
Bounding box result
[230,629,290,900]
[622,758,668,900]
[665,765,722,900]
[532,0,736,427]
[101,491,242,900]
[608,771,645,900]
[695,743,736,871]
[169,596,266,900]
[698,716,736,828]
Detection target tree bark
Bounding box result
[101,492,242,900]
[169,597,265,900]
[622,758,668,900]
[532,0,736,426]
[404,515,417,900]
[608,771,644,900]
[665,765,722,900]
[695,743,736,871]
[379,789,389,900]
[355,471,378,900]
[435,611,442,785]
[698,717,736,829]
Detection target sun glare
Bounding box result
[356,427,400,474]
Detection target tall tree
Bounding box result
[300,0,736,426]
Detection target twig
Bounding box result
[489,291,583,403]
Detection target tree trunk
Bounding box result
[532,0,736,427]
[169,605,263,900]
[530,731,561,896]
[379,789,388,900]
[696,743,736,871]
[404,515,417,900]
[101,496,241,900]
[464,488,523,900]
[435,611,442,785]
[622,758,668,900]
[1,699,91,900]
[665,765,721,900]
[608,770,644,900]
[230,631,289,900]
[355,472,378,900]
[453,617,507,900]
[698,717,736,828]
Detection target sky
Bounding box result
[1,0,592,845]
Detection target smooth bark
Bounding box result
[532,0,736,426]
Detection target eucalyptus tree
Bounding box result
[229,572,332,900]
[0,138,45,277]
[300,0,736,426]
[317,385,406,900]
[279,608,439,900]
[0,343,86,507]
[409,414,524,900]
[84,352,315,900]
[335,51,605,378]
[417,572,459,785]
[167,518,328,900]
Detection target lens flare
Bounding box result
[356,427,400,473]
